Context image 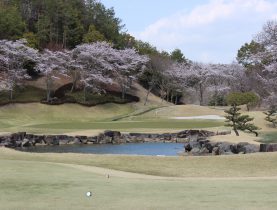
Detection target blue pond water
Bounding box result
[19,143,184,156]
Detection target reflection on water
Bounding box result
[18,143,184,156]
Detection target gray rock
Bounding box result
[244,144,259,153]
[21,138,31,147]
[191,147,201,155]
[104,130,121,138]
[199,147,209,155]
[237,142,250,153]
[184,143,192,152]
[218,142,232,154]
[204,142,216,153]
[73,138,82,144]
[212,147,220,155]
[260,144,277,152]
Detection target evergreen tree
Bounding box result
[264,106,277,128]
[83,25,105,43]
[0,0,125,49]
[0,5,25,40]
[225,104,259,136]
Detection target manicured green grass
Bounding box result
[29,120,223,130]
[1,160,277,210]
[0,103,224,134]
[0,150,277,210]
[0,103,134,128]
[1,148,277,178]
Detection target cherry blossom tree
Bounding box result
[72,42,149,100]
[71,42,115,101]
[0,39,39,100]
[36,49,70,102]
[111,47,149,99]
[164,61,246,105]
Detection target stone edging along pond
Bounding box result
[0,130,276,155]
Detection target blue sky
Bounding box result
[101,0,277,63]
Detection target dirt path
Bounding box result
[56,162,277,181]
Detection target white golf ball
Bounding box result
[86,191,92,197]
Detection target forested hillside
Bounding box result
[0,0,136,50]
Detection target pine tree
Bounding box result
[225,104,259,136]
[264,106,277,128]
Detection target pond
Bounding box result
[18,143,185,156]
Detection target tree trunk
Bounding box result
[83,86,87,102]
[234,128,239,136]
[175,95,178,105]
[70,82,75,93]
[144,87,152,106]
[253,131,258,137]
[248,129,258,137]
[199,83,204,106]
[70,71,77,93]
[46,79,51,102]
[171,94,174,103]
[121,85,125,100]
[160,89,165,105]
[9,89,13,100]
[46,89,51,102]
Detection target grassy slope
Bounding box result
[1,160,276,210]
[0,103,225,134]
[0,82,275,139]
[1,148,277,177]
[0,148,277,210]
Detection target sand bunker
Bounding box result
[171,115,225,120]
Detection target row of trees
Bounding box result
[0,39,149,102]
[141,20,277,108]
[142,55,251,106]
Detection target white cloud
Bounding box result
[133,0,277,63]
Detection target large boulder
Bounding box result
[234,142,259,154]
[44,136,59,145]
[11,132,26,141]
[191,147,201,155]
[204,142,216,153]
[184,141,201,152]
[104,130,121,138]
[212,146,220,155]
[73,137,82,144]
[199,147,210,155]
[161,133,172,141]
[217,142,232,155]
[21,138,31,147]
[177,130,215,140]
[260,144,277,152]
[244,144,259,153]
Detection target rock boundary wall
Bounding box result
[0,130,276,155]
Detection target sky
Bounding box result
[101,0,277,63]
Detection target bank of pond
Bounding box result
[1,130,277,156]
